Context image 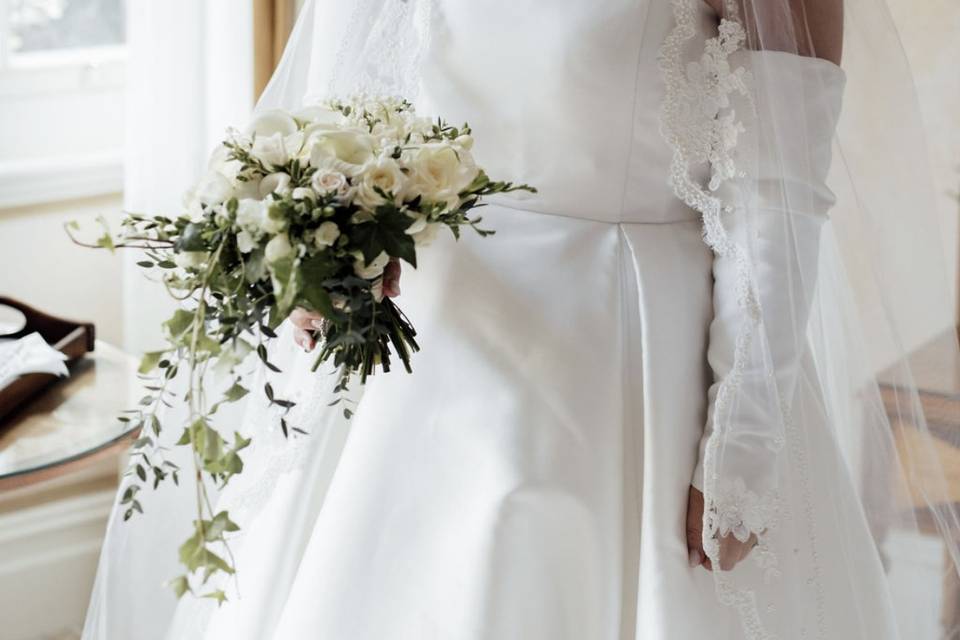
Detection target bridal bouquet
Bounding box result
[68,96,534,602]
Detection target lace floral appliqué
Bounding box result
[709,477,777,543]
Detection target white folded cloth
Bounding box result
[0,332,70,389]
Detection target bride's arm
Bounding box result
[686,0,845,572]
[704,0,843,65]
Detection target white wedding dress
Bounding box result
[84,1,948,639]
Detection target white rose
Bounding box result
[247,109,298,137]
[353,250,390,279]
[404,143,479,210]
[265,233,294,263]
[355,157,405,210]
[300,122,342,160]
[313,221,341,249]
[309,130,376,177]
[411,222,442,247]
[236,229,258,254]
[292,187,316,201]
[174,251,207,269]
[311,169,350,197]
[259,172,293,199]
[454,134,474,151]
[195,170,234,205]
[252,132,290,169]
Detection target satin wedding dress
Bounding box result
[84,1,960,639]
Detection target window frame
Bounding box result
[0,0,127,210]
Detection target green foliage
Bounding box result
[67,96,536,603]
[351,204,417,267]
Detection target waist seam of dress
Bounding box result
[488,199,701,227]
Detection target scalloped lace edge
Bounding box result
[657,2,785,638]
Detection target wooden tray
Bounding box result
[0,297,95,424]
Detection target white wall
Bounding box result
[121,0,255,354]
[0,195,125,345]
[888,0,960,322]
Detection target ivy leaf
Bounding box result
[194,332,222,357]
[202,589,228,606]
[223,382,249,403]
[205,511,240,541]
[95,215,115,252]
[351,204,417,267]
[213,339,254,378]
[164,309,196,340]
[297,253,337,317]
[169,575,191,599]
[269,256,300,318]
[138,350,166,375]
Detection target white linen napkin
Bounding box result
[0,332,70,389]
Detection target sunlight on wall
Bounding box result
[888,0,960,319]
[0,195,125,344]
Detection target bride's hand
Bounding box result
[289,258,402,352]
[685,485,757,572]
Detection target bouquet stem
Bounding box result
[310,297,420,384]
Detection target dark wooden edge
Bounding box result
[0,296,95,352]
[0,298,97,424]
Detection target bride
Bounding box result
[84,0,960,638]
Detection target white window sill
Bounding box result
[0,152,123,210]
[0,49,125,97]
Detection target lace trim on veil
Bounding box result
[658,1,797,637]
[328,0,434,100]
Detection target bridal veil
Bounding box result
[85,1,960,638]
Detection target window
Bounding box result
[0,0,127,209]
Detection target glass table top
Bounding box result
[0,341,140,487]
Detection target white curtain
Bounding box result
[122,0,254,354]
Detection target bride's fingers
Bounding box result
[685,486,708,569]
[293,328,316,352]
[289,307,325,331]
[715,534,757,571]
[382,258,401,298]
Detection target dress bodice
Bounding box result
[419,0,718,224]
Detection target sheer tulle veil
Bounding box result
[84,1,960,638]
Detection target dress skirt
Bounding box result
[163,202,753,640]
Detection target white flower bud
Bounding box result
[265,233,294,263]
[236,229,257,254]
[313,221,341,249]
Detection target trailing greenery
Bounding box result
[67,96,535,601]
